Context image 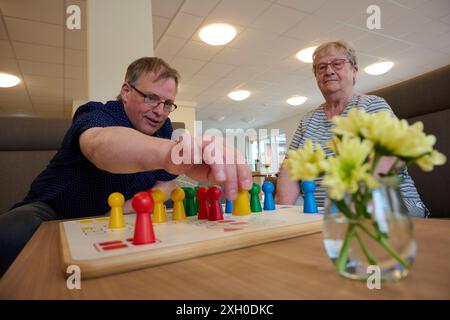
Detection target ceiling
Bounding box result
[153,0,450,130]
[0,0,87,118]
[0,0,449,131]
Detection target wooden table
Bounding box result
[1,218,449,299]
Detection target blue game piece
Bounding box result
[301,180,318,213]
[262,181,275,211]
[225,199,233,213]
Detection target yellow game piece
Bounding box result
[152,189,167,223]
[108,192,125,229]
[171,188,186,221]
[232,189,251,216]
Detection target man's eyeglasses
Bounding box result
[129,83,178,113]
[314,59,350,74]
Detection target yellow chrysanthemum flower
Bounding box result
[322,136,378,200]
[332,108,369,138]
[416,150,447,172]
[334,109,444,162]
[284,139,327,181]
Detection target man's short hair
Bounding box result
[312,40,358,74]
[117,57,180,101]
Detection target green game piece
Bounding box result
[249,183,262,213]
[181,187,188,208]
[184,187,197,216]
[194,186,200,213]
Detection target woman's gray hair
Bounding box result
[312,40,358,74]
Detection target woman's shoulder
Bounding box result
[356,94,393,114]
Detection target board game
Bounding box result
[60,205,323,279]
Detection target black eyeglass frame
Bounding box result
[128,83,178,113]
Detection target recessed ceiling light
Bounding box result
[286,96,307,106]
[0,72,21,88]
[199,23,237,46]
[296,46,317,63]
[364,61,394,75]
[228,90,250,101]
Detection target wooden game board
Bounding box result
[59,205,323,279]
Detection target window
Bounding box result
[247,131,286,174]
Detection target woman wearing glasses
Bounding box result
[276,40,428,218]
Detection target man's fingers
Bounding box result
[237,163,253,190]
[223,164,238,200]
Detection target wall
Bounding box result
[87,0,154,102]
[258,111,308,148]
[169,106,196,136]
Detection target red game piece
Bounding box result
[196,186,210,220]
[132,192,156,245]
[208,186,223,221]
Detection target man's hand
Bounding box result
[164,133,252,200]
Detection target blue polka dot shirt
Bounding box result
[13,100,178,218]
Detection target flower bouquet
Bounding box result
[284,109,446,280]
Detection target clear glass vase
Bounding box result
[322,178,417,281]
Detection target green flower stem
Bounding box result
[336,223,356,272]
[355,221,411,269]
[335,200,356,220]
[354,230,379,266]
[371,153,381,174]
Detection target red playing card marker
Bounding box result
[196,186,210,220]
[208,186,224,221]
[132,192,156,245]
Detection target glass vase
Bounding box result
[322,178,417,281]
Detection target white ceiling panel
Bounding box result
[181,0,220,17]
[415,0,450,19]
[275,0,328,14]
[0,0,64,25]
[228,27,279,51]
[171,56,208,75]
[176,40,223,61]
[165,12,204,40]
[5,17,63,47]
[207,0,272,27]
[0,0,448,124]
[23,74,63,88]
[19,60,63,78]
[0,39,14,58]
[0,18,7,39]
[155,35,188,56]
[151,0,183,18]
[152,15,171,44]
[284,14,338,42]
[250,3,306,35]
[65,64,86,80]
[13,42,63,64]
[65,29,86,50]
[65,48,86,66]
[197,62,236,77]
[400,20,450,43]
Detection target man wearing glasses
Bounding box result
[276,41,428,218]
[0,57,252,276]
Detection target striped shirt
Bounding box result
[289,94,429,218]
